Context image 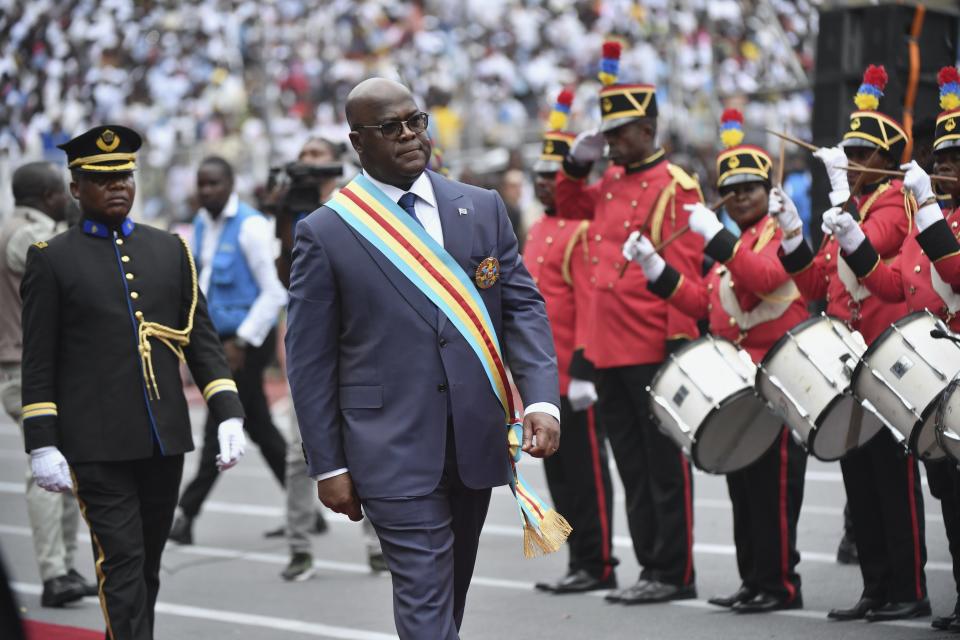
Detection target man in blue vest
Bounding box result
[169,156,288,544]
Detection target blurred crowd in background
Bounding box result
[0,0,819,230]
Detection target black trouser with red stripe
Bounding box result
[726,428,806,601]
[925,459,960,605]
[71,452,184,640]
[542,398,617,580]
[840,429,927,603]
[596,364,695,587]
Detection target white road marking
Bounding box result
[11,582,398,639]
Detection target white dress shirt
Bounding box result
[196,193,288,348]
[315,172,559,481]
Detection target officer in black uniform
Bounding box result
[20,125,246,640]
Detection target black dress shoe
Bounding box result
[66,569,98,597]
[41,575,86,607]
[604,579,649,603]
[168,515,193,545]
[708,585,756,608]
[552,570,617,594]
[865,599,931,622]
[949,616,960,632]
[827,597,884,620]
[620,580,696,605]
[932,612,958,630]
[733,592,803,613]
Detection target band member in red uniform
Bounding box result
[555,40,703,604]
[831,66,960,631]
[774,65,928,622]
[525,90,617,594]
[623,109,807,612]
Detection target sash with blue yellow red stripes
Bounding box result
[326,174,571,557]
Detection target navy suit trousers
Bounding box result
[361,426,491,640]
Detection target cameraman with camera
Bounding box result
[275,137,385,581]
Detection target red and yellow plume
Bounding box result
[719,108,744,148]
[598,40,621,86]
[548,88,574,131]
[854,64,888,111]
[938,66,960,112]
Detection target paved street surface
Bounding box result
[2,398,954,639]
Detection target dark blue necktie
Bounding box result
[397,192,422,226]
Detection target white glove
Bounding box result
[769,187,801,233]
[569,129,606,164]
[622,230,665,281]
[683,202,724,242]
[823,210,865,253]
[900,160,944,231]
[216,417,246,471]
[813,145,850,194]
[820,206,841,236]
[567,378,598,412]
[900,160,935,203]
[30,446,73,493]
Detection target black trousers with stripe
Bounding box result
[542,398,617,580]
[725,427,806,600]
[72,452,184,640]
[840,429,927,603]
[925,458,960,606]
[596,364,695,587]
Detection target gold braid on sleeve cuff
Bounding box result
[137,236,198,399]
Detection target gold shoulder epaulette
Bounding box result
[667,164,699,192]
[32,241,48,249]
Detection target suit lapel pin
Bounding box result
[475,257,500,289]
[458,207,468,216]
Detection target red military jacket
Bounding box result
[523,215,593,395]
[556,149,704,367]
[844,206,960,331]
[649,215,808,362]
[779,179,913,343]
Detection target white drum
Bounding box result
[937,377,960,463]
[648,336,782,474]
[852,311,960,460]
[757,314,885,461]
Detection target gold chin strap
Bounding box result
[136,236,198,399]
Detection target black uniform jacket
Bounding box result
[20,218,244,462]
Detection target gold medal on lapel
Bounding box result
[475,257,500,289]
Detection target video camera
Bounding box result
[280,161,343,217]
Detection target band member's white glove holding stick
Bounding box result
[901,160,944,232]
[769,187,804,253]
[684,202,725,243]
[813,146,850,203]
[622,231,665,281]
[821,207,865,254]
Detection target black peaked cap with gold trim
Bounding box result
[58,125,141,173]
[841,65,908,160]
[715,108,772,188]
[597,40,657,133]
[934,66,960,151]
[534,87,577,173]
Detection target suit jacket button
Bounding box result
[439,338,448,347]
[437,384,448,392]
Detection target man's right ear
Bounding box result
[348,131,362,156]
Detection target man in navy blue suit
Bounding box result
[285,78,562,639]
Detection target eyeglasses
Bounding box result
[353,112,429,140]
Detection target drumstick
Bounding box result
[766,129,819,154]
[841,147,880,211]
[833,165,958,183]
[776,134,786,187]
[654,192,737,252]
